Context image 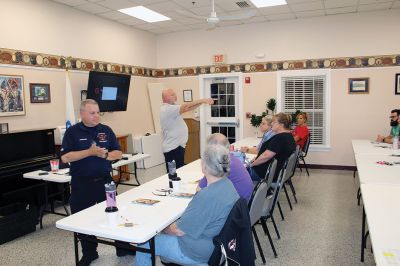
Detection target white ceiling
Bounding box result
[51,0,400,35]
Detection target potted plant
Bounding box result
[250,112,266,137]
[266,98,276,114]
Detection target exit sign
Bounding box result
[213,54,226,64]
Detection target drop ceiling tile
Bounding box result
[129,0,165,5]
[296,9,326,17]
[52,0,87,6]
[97,10,131,20]
[147,27,169,34]
[161,24,193,32]
[267,12,297,20]
[189,5,224,16]
[154,20,182,28]
[134,23,160,30]
[118,17,147,25]
[187,23,210,30]
[75,3,110,14]
[172,0,211,9]
[358,2,393,11]
[359,0,393,4]
[215,0,253,11]
[290,1,324,12]
[258,4,292,15]
[324,0,358,9]
[88,0,104,2]
[326,6,357,15]
[146,1,183,13]
[97,0,135,10]
[393,1,400,8]
[241,15,268,24]
[286,0,319,4]
[174,17,204,25]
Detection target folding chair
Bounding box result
[282,145,301,209]
[248,163,277,263]
[299,133,311,176]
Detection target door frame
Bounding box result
[199,72,243,155]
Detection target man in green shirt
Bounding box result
[377,109,400,144]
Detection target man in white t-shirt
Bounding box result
[160,88,213,171]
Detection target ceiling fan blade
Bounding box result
[219,10,257,21]
[176,9,207,21]
[206,24,217,31]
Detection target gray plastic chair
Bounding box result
[282,146,301,210]
[248,161,277,263]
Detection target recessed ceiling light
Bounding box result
[118,6,170,23]
[250,0,287,8]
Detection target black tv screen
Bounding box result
[87,71,131,112]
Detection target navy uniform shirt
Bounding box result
[61,122,120,180]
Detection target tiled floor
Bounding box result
[0,167,375,265]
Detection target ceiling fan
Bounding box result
[177,0,257,28]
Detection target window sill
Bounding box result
[309,145,331,152]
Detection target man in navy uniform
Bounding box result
[61,99,123,265]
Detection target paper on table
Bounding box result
[132,198,160,205]
[382,249,400,264]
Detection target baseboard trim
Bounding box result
[299,164,357,171]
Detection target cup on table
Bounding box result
[172,179,181,193]
[50,159,59,172]
[106,211,118,227]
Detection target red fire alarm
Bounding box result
[245,77,251,84]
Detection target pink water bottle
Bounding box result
[230,144,235,151]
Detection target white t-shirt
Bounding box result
[160,103,188,153]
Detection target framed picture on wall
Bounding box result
[348,78,369,94]
[0,74,25,117]
[395,74,400,95]
[183,90,193,102]
[30,83,50,103]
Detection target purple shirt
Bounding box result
[199,153,253,202]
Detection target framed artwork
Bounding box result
[183,90,193,102]
[349,78,369,94]
[30,83,50,103]
[0,74,25,116]
[396,74,400,95]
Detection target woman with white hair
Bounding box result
[134,145,239,266]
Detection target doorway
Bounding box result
[199,73,243,155]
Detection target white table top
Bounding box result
[352,140,400,155]
[355,153,400,185]
[361,184,400,265]
[56,160,203,243]
[233,137,261,149]
[23,153,150,183]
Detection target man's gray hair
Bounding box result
[206,133,230,149]
[202,144,230,178]
[80,99,98,111]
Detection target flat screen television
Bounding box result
[86,71,131,112]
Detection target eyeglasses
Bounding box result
[390,116,397,119]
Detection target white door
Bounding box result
[199,73,243,154]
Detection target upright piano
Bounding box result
[0,128,57,205]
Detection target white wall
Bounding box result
[156,9,400,68]
[0,0,157,68]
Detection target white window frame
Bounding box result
[276,69,331,152]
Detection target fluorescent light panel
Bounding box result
[250,0,287,8]
[118,6,170,23]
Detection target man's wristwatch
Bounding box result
[104,152,109,160]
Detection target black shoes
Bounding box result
[78,253,99,266]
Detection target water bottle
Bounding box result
[167,160,177,189]
[393,134,399,150]
[105,181,118,212]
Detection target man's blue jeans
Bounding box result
[134,234,204,266]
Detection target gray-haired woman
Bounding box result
[134,144,239,266]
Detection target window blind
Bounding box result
[281,75,326,145]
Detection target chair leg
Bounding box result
[288,180,298,203]
[357,187,362,206]
[252,226,266,264]
[264,223,278,258]
[283,184,293,210]
[270,214,281,239]
[302,158,310,176]
[277,201,285,221]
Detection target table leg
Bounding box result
[361,207,366,262]
[133,162,141,186]
[40,181,49,229]
[150,237,156,266]
[74,233,79,265]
